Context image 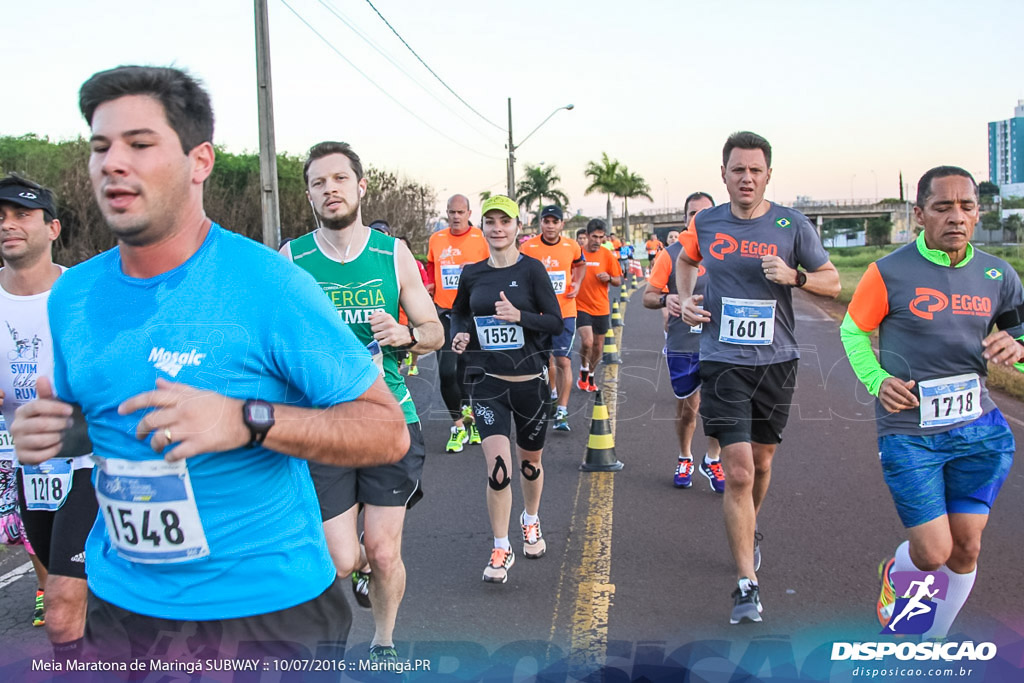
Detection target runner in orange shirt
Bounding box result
[426,194,491,452]
[521,205,586,431]
[645,234,664,267]
[576,219,623,392]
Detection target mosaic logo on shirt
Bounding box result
[5,321,40,401]
[149,347,207,378]
[882,570,948,635]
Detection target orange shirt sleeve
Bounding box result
[680,227,702,263]
[846,262,889,332]
[648,249,672,290]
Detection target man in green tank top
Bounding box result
[282,142,442,668]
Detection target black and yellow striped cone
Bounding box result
[611,301,623,328]
[631,273,639,290]
[602,333,622,364]
[580,389,623,472]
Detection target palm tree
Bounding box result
[613,166,653,243]
[516,164,569,221]
[479,190,492,202]
[584,152,621,230]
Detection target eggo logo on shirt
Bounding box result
[708,233,778,260]
[909,288,992,320]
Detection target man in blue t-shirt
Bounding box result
[11,66,409,664]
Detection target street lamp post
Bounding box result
[506,98,574,198]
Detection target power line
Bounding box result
[318,0,501,145]
[279,0,503,160]
[363,0,506,133]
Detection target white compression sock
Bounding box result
[494,536,511,550]
[923,564,977,639]
[522,511,538,526]
[892,540,916,573]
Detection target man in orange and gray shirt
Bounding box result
[521,205,586,431]
[426,194,490,452]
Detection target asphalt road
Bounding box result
[1,284,1022,682]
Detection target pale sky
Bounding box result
[5,0,1024,218]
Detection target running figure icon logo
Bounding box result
[884,571,949,635]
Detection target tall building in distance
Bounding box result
[989,100,1024,197]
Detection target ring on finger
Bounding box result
[164,427,173,442]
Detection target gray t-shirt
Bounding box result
[663,241,706,354]
[870,243,1024,435]
[683,202,830,366]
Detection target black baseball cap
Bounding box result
[540,205,563,221]
[0,181,57,218]
[369,220,392,234]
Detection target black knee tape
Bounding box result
[521,461,541,481]
[488,456,511,491]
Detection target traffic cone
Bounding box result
[631,273,639,289]
[602,333,622,364]
[580,389,623,472]
[611,301,623,328]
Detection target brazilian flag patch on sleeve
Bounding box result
[775,217,791,228]
[984,268,1003,280]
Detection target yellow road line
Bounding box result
[566,337,621,672]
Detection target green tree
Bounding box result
[979,181,1000,199]
[981,210,1002,233]
[583,152,621,230]
[865,216,893,246]
[479,190,492,203]
[613,166,653,243]
[516,164,569,220]
[1004,213,1024,241]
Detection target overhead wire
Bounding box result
[279,0,503,160]
[362,0,506,133]
[318,0,501,145]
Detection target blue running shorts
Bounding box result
[878,409,1014,528]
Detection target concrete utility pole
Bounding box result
[255,0,281,248]
[506,98,515,198]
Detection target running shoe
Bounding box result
[576,375,590,392]
[673,458,694,488]
[468,423,481,445]
[408,364,419,376]
[553,407,570,432]
[351,568,372,609]
[521,511,547,559]
[483,547,515,583]
[32,589,44,627]
[700,456,726,493]
[445,425,468,453]
[585,379,599,393]
[877,557,896,628]
[730,578,763,624]
[368,644,401,671]
[754,528,763,572]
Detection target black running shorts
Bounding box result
[698,360,798,447]
[17,467,97,579]
[83,575,351,663]
[577,310,611,336]
[311,422,426,521]
[469,374,550,451]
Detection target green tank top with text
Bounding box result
[288,229,417,423]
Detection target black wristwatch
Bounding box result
[242,399,275,447]
[659,293,668,308]
[402,324,421,348]
[794,271,807,288]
